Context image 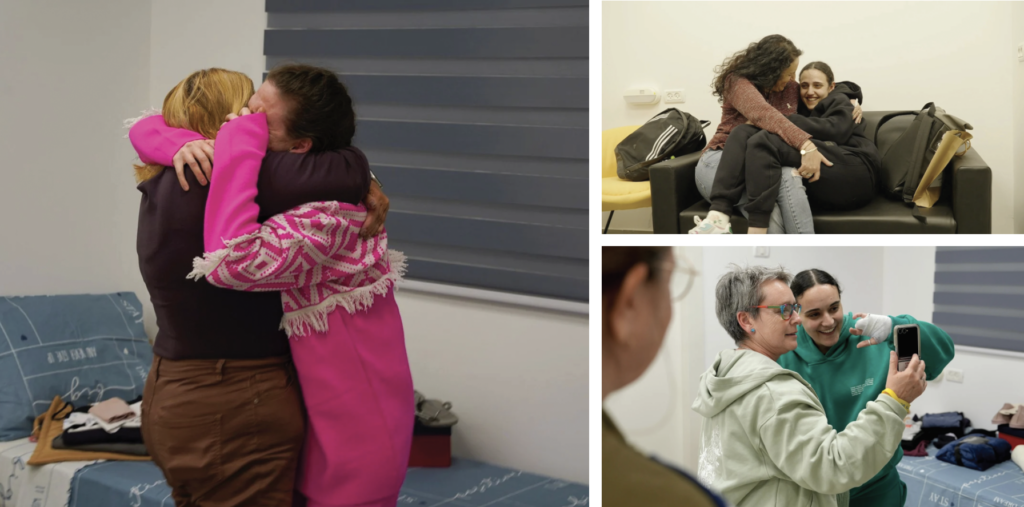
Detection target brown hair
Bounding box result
[133,68,254,183]
[800,61,835,87]
[711,34,803,104]
[265,64,356,153]
[602,247,670,304]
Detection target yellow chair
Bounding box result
[602,125,650,234]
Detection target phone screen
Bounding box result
[896,326,920,371]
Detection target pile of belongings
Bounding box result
[901,411,972,456]
[993,403,1024,449]
[28,395,150,465]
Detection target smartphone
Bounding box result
[894,324,921,372]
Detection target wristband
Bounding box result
[882,388,910,412]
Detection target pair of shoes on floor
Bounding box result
[414,390,458,428]
[688,211,732,234]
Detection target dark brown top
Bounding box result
[137,147,371,360]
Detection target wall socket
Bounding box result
[754,246,770,258]
[664,88,685,104]
[1018,43,1024,62]
[945,368,964,383]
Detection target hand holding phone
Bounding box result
[894,324,921,372]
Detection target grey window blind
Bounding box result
[264,0,589,302]
[933,247,1024,353]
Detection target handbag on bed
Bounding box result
[873,102,973,209]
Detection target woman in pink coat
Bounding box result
[129,72,413,507]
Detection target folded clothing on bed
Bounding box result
[28,397,150,465]
[62,398,143,447]
[52,435,148,457]
[936,434,1012,471]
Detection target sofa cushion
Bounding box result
[0,292,152,441]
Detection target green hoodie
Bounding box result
[777,313,955,500]
[693,348,907,507]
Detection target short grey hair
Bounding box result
[715,264,792,343]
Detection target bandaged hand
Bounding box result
[851,313,893,348]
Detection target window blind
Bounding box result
[932,247,1024,353]
[264,0,589,302]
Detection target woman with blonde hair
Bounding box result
[132,67,410,507]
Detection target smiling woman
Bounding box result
[778,268,956,507]
[693,264,930,507]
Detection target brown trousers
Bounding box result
[141,355,306,506]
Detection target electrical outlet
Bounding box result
[1018,43,1024,62]
[754,246,770,258]
[664,88,685,104]
[945,368,964,383]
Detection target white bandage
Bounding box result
[854,314,893,345]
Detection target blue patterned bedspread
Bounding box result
[899,452,1024,507]
[68,458,589,507]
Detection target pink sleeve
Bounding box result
[202,113,268,251]
[128,115,206,166]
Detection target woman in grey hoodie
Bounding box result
[693,265,927,507]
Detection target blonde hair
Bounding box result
[134,68,255,183]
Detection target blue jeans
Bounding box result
[694,149,815,234]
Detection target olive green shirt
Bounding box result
[603,411,721,507]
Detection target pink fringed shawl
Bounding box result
[188,202,406,337]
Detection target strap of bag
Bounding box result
[873,111,918,146]
[903,108,936,200]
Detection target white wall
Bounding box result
[603,2,1019,233]
[1014,3,1024,233]
[147,0,589,483]
[148,1,268,110]
[0,1,151,298]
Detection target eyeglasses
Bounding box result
[749,304,802,320]
[659,253,699,301]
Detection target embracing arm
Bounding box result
[786,97,856,145]
[760,382,906,495]
[128,115,205,166]
[192,112,381,292]
[728,76,812,150]
[128,113,373,218]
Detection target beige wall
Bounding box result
[603,1,1019,233]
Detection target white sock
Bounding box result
[707,210,730,226]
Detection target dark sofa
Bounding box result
[650,111,991,234]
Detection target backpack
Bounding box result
[873,102,973,203]
[615,108,710,182]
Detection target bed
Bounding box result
[62,458,587,507]
[0,438,95,507]
[899,446,1024,506]
[4,438,587,507]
